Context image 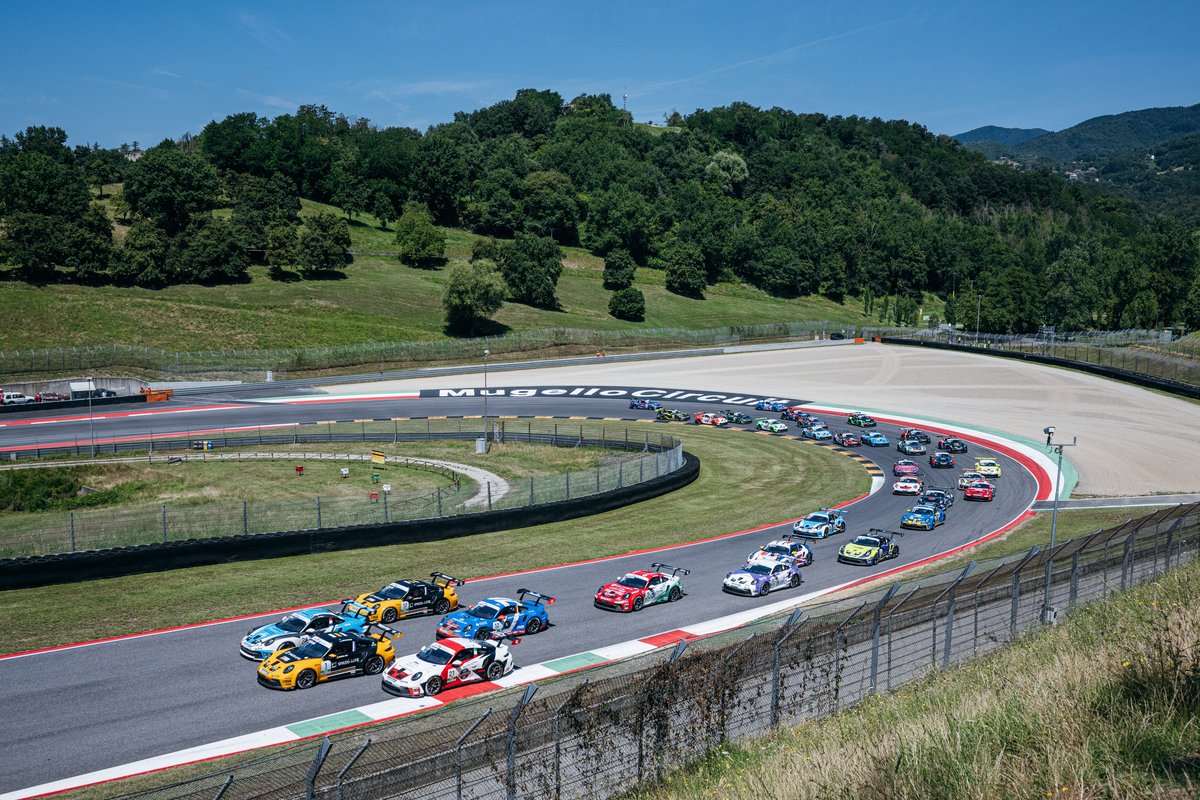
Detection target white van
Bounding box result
[2,391,31,405]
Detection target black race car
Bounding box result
[900,429,931,444]
[847,413,877,428]
[929,451,955,469]
[343,573,465,623]
[938,437,968,453]
[656,408,688,421]
[720,410,754,424]
[921,489,954,509]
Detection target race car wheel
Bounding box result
[892,547,900,558]
[870,554,879,566]
[632,596,644,612]
[759,582,770,597]
[434,598,451,615]
[425,676,443,696]
[381,607,398,624]
[295,669,317,690]
[789,574,800,588]
[525,617,543,635]
[486,662,504,681]
[475,628,492,641]
[668,586,682,602]
[277,641,295,652]
[364,655,386,676]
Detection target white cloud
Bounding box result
[237,13,292,54]
[236,88,301,111]
[153,68,182,79]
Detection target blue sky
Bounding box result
[2,1,1198,148]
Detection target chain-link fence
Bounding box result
[0,321,840,383]
[864,326,1200,388]
[0,421,683,558]
[107,502,1199,800]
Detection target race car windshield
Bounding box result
[377,584,410,600]
[745,564,772,575]
[806,514,829,523]
[466,603,502,620]
[292,639,332,659]
[617,575,649,589]
[417,645,454,665]
[764,545,791,556]
[276,616,308,633]
[851,536,882,548]
[970,482,991,488]
[913,507,935,514]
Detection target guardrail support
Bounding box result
[868,583,901,695]
[886,584,921,691]
[336,739,371,800]
[304,736,332,800]
[1011,546,1041,637]
[1121,529,1137,590]
[212,775,234,800]
[771,610,808,726]
[456,709,491,800]
[507,683,537,800]
[832,601,867,712]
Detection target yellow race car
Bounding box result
[344,572,465,623]
[974,459,1002,478]
[257,628,400,690]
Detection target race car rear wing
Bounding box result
[868,527,907,539]
[651,562,690,577]
[431,572,466,587]
[517,589,556,606]
[366,623,403,641]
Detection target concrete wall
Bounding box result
[0,376,149,398]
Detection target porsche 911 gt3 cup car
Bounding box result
[693,412,728,426]
[257,628,399,690]
[964,480,996,501]
[792,509,847,538]
[893,459,920,476]
[382,635,516,697]
[897,440,926,455]
[958,471,986,489]
[720,410,753,424]
[837,534,900,566]
[833,431,861,446]
[748,537,814,565]
[929,451,955,469]
[595,564,687,612]
[344,573,465,624]
[938,437,968,453]
[901,504,945,530]
[847,413,877,427]
[656,408,688,421]
[756,418,789,433]
[801,426,832,440]
[893,476,924,495]
[921,489,954,509]
[755,400,789,412]
[975,459,1002,478]
[436,589,554,640]
[240,608,366,661]
[781,407,806,421]
[899,429,931,444]
[722,557,801,596]
[863,431,890,447]
[630,398,663,410]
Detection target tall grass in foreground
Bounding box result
[634,561,1200,799]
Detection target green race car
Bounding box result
[756,417,789,433]
[837,534,900,566]
[720,410,754,424]
[656,408,688,421]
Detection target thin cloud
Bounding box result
[366,79,495,102]
[237,88,301,111]
[82,76,170,101]
[237,13,292,54]
[153,68,181,79]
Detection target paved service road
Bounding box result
[0,386,1036,794]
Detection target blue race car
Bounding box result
[239,608,368,661]
[929,451,955,469]
[436,589,554,641]
[862,431,890,447]
[748,537,814,566]
[921,489,954,509]
[722,556,802,596]
[801,426,833,440]
[901,504,946,530]
[630,398,663,410]
[755,400,788,412]
[792,509,847,538]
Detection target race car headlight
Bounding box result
[597,587,604,594]
[283,666,294,674]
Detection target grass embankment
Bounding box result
[633,550,1200,799]
[0,425,867,655]
[0,193,908,353]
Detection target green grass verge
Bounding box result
[630,530,1200,799]
[0,426,868,655]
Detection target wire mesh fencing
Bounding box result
[108,503,1199,800]
[0,421,683,558]
[0,321,840,383]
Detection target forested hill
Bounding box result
[2,91,1200,335]
[1090,129,1200,227]
[953,125,1051,147]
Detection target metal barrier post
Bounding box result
[1011,546,1041,636]
[1121,529,1137,590]
[639,639,688,780]
[456,709,491,800]
[212,775,233,800]
[487,482,492,511]
[869,583,901,695]
[972,562,1007,656]
[337,739,372,800]
[529,476,534,505]
[942,562,977,670]
[1042,538,1073,624]
[243,501,248,535]
[886,584,922,691]
[553,682,587,800]
[771,610,808,726]
[930,563,975,670]
[305,737,332,800]
[507,683,537,800]
[437,487,442,516]
[832,602,867,713]
[718,634,756,742]
[70,512,75,551]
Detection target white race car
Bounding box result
[381,636,515,697]
[892,476,924,495]
[975,459,1002,478]
[958,471,985,490]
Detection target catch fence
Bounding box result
[865,326,1200,389]
[0,421,682,559]
[109,502,1200,800]
[0,322,839,384]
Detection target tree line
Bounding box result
[2,90,1200,333]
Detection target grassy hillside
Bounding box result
[0,195,887,353]
[1009,102,1200,162]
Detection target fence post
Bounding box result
[565,472,570,500]
[1011,546,1041,637]
[618,461,622,489]
[832,601,867,713]
[886,584,922,691]
[162,504,167,543]
[930,563,975,670]
[771,610,808,727]
[243,501,248,535]
[942,562,976,670]
[596,464,600,494]
[305,737,332,800]
[487,482,492,511]
[456,709,491,800]
[507,683,538,800]
[337,739,372,800]
[1121,529,1137,590]
[438,487,443,516]
[70,512,75,551]
[972,562,1007,656]
[869,583,901,695]
[212,775,234,800]
[553,682,587,800]
[317,496,321,529]
[529,476,534,506]
[1042,538,1074,624]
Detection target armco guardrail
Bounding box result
[104,503,1199,800]
[0,321,843,383]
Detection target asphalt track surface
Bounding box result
[0,384,1037,794]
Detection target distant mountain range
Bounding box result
[956,103,1200,162]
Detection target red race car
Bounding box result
[833,431,861,447]
[963,480,996,501]
[594,563,688,612]
[893,459,921,476]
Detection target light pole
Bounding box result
[483,349,490,449]
[1042,426,1077,622]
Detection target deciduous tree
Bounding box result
[442,259,507,335]
[393,202,446,264]
[123,148,220,236]
[608,287,645,320]
[496,233,563,307]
